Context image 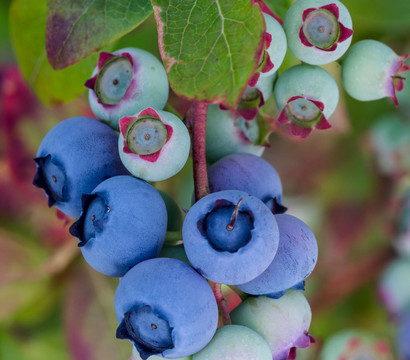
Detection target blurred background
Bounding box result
[0,0,409,359]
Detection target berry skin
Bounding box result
[342,40,409,106]
[208,153,286,214]
[249,12,287,86]
[192,325,272,360]
[131,346,191,360]
[118,108,190,182]
[274,64,339,138]
[69,175,167,277]
[397,312,410,360]
[260,13,287,78]
[379,257,410,318]
[283,0,353,65]
[236,214,318,298]
[86,48,169,130]
[114,258,218,360]
[206,105,266,163]
[182,190,279,285]
[320,330,392,360]
[368,114,410,176]
[230,290,314,360]
[33,117,128,218]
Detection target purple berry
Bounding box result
[236,214,318,298]
[114,258,218,359]
[182,190,279,285]
[33,117,128,218]
[208,153,286,214]
[69,175,167,277]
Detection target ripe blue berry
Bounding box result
[342,40,409,106]
[208,153,286,213]
[182,190,279,285]
[274,64,339,138]
[283,0,353,65]
[236,214,318,298]
[114,258,218,359]
[86,48,169,130]
[398,312,410,360]
[118,108,190,182]
[69,175,167,277]
[33,117,128,218]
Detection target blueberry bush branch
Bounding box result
[186,102,210,202]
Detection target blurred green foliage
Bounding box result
[1,0,409,359]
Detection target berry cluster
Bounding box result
[32,0,409,359]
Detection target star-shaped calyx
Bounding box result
[248,32,274,87]
[33,154,67,207]
[119,108,173,163]
[388,54,410,106]
[277,96,331,138]
[116,306,174,360]
[85,51,134,105]
[299,3,353,52]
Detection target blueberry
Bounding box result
[274,64,339,138]
[182,190,279,285]
[379,257,410,318]
[368,114,410,176]
[69,175,167,277]
[208,153,286,214]
[236,214,318,298]
[342,40,409,106]
[192,325,272,360]
[33,117,128,218]
[118,108,191,182]
[283,0,353,65]
[260,13,287,78]
[206,105,267,163]
[398,312,410,360]
[114,258,218,359]
[86,48,169,130]
[234,74,275,120]
[231,290,314,360]
[320,330,392,360]
[249,13,286,86]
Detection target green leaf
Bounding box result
[46,0,152,70]
[9,0,99,105]
[152,0,265,108]
[263,0,293,20]
[343,0,410,34]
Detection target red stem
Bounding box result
[186,102,210,201]
[186,102,231,324]
[211,282,232,325]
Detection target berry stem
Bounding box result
[227,198,244,231]
[186,102,210,202]
[210,282,232,325]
